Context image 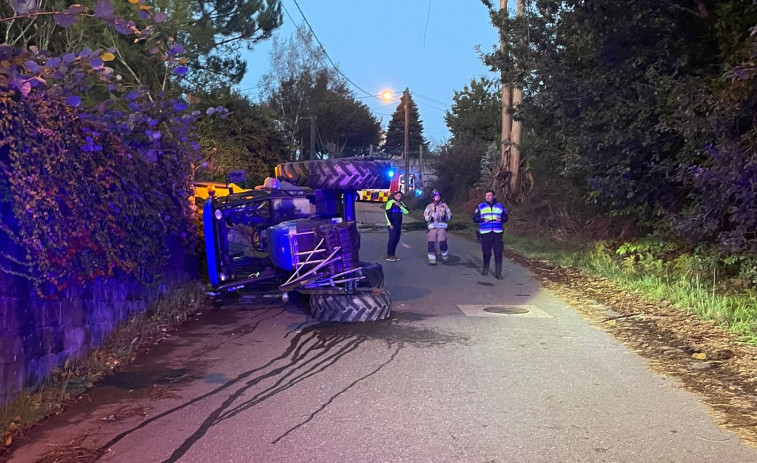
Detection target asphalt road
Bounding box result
[10,202,757,462]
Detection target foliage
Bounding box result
[0,90,189,288]
[384,90,428,158]
[260,25,380,160]
[307,72,381,158]
[194,87,288,186]
[0,0,283,93]
[431,139,488,204]
[445,76,501,145]
[480,0,757,282]
[0,0,228,291]
[171,0,282,91]
[477,141,503,188]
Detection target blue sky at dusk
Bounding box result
[237,0,504,148]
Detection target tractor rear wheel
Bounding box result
[276,158,391,190]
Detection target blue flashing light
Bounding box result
[387,169,395,179]
[415,188,423,196]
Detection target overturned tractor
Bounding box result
[204,158,393,322]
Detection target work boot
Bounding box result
[482,267,489,276]
[428,254,437,266]
[441,252,449,262]
[494,262,503,279]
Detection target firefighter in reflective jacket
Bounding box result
[472,190,508,279]
[424,189,451,265]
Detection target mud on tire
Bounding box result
[309,288,391,322]
[276,158,391,190]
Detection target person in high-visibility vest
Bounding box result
[472,190,508,279]
[423,189,452,266]
[384,191,409,261]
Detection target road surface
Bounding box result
[10,202,757,462]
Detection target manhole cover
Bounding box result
[457,304,550,318]
[483,306,530,315]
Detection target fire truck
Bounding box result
[357,169,422,202]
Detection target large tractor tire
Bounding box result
[358,261,385,289]
[276,158,391,190]
[309,288,391,322]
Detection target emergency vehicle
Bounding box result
[357,169,422,202]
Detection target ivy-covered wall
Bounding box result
[0,230,196,406]
[0,17,209,406]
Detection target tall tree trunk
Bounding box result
[509,0,525,195]
[495,0,527,202]
[497,0,512,196]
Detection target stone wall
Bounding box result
[0,236,197,406]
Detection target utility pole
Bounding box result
[310,116,316,160]
[419,144,424,191]
[403,87,410,197]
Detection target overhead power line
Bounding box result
[411,91,449,108]
[423,0,432,46]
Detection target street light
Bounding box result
[381,87,411,197]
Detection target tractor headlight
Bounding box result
[214,209,223,220]
[219,272,227,281]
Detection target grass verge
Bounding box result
[500,231,757,344]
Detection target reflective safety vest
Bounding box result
[477,202,505,234]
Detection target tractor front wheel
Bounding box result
[309,288,391,322]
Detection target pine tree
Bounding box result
[384,91,428,157]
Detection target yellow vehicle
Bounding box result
[194,181,248,201]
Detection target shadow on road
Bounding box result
[95,314,470,462]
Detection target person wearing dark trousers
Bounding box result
[385,191,409,261]
[472,190,508,279]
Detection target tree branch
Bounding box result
[664,0,711,19]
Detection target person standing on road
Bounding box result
[385,190,409,261]
[472,190,508,279]
[424,189,452,266]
